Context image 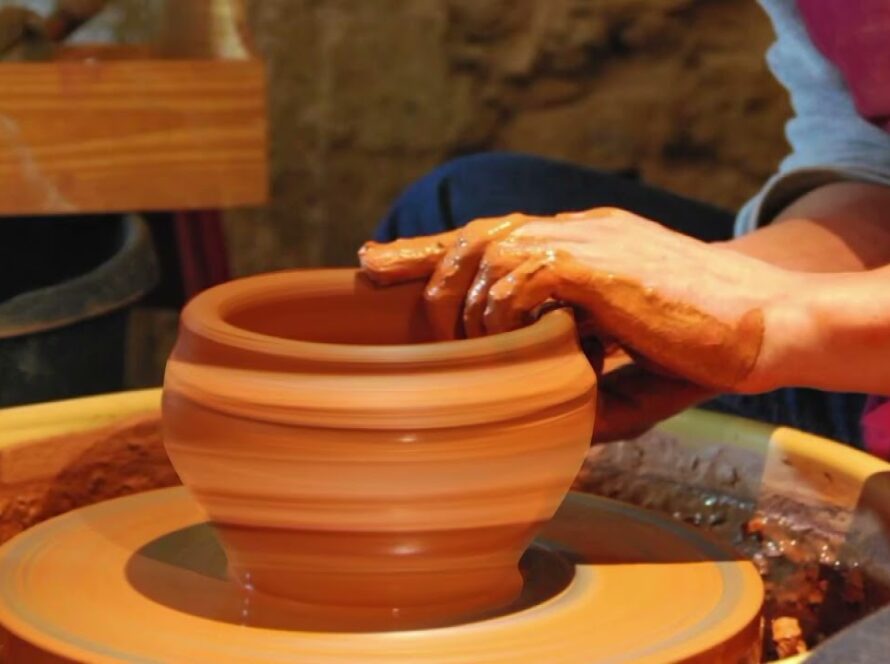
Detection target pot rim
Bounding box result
[179,268,579,367]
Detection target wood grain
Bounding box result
[0,59,267,214]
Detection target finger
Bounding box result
[358,229,462,286]
[575,314,623,361]
[483,252,566,335]
[463,242,531,338]
[553,206,630,221]
[424,213,534,340]
[579,335,606,375]
[592,364,715,443]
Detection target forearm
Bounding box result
[723,181,890,393]
[725,181,890,272]
[755,265,890,395]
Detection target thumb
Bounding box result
[593,363,715,443]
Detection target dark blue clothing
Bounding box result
[374,152,867,446]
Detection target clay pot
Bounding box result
[162,269,596,625]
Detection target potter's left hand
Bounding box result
[360,208,802,440]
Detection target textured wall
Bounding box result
[35,0,790,386]
[0,1,796,388]
[225,0,792,275]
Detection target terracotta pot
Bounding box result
[162,269,596,624]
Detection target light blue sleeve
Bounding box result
[735,0,890,236]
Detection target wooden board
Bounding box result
[0,59,267,215]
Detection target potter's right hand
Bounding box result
[358,212,718,442]
[358,208,805,442]
[359,209,792,392]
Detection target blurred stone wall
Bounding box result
[7,0,789,386]
[2,0,792,272]
[225,0,792,274]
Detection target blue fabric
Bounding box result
[375,151,867,446]
[375,152,732,243]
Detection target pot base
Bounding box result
[216,520,544,619]
[0,487,764,663]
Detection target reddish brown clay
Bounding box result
[162,269,596,623]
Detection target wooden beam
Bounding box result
[0,59,267,215]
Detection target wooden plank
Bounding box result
[0,59,267,214]
[0,388,161,448]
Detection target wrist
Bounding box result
[738,271,824,393]
[752,267,890,395]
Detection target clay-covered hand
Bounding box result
[360,208,800,440]
[359,213,537,339]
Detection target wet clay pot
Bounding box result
[162,269,596,624]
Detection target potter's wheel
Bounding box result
[0,488,763,663]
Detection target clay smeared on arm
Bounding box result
[477,244,766,391]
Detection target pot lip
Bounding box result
[180,268,578,366]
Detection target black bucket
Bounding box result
[0,214,158,407]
